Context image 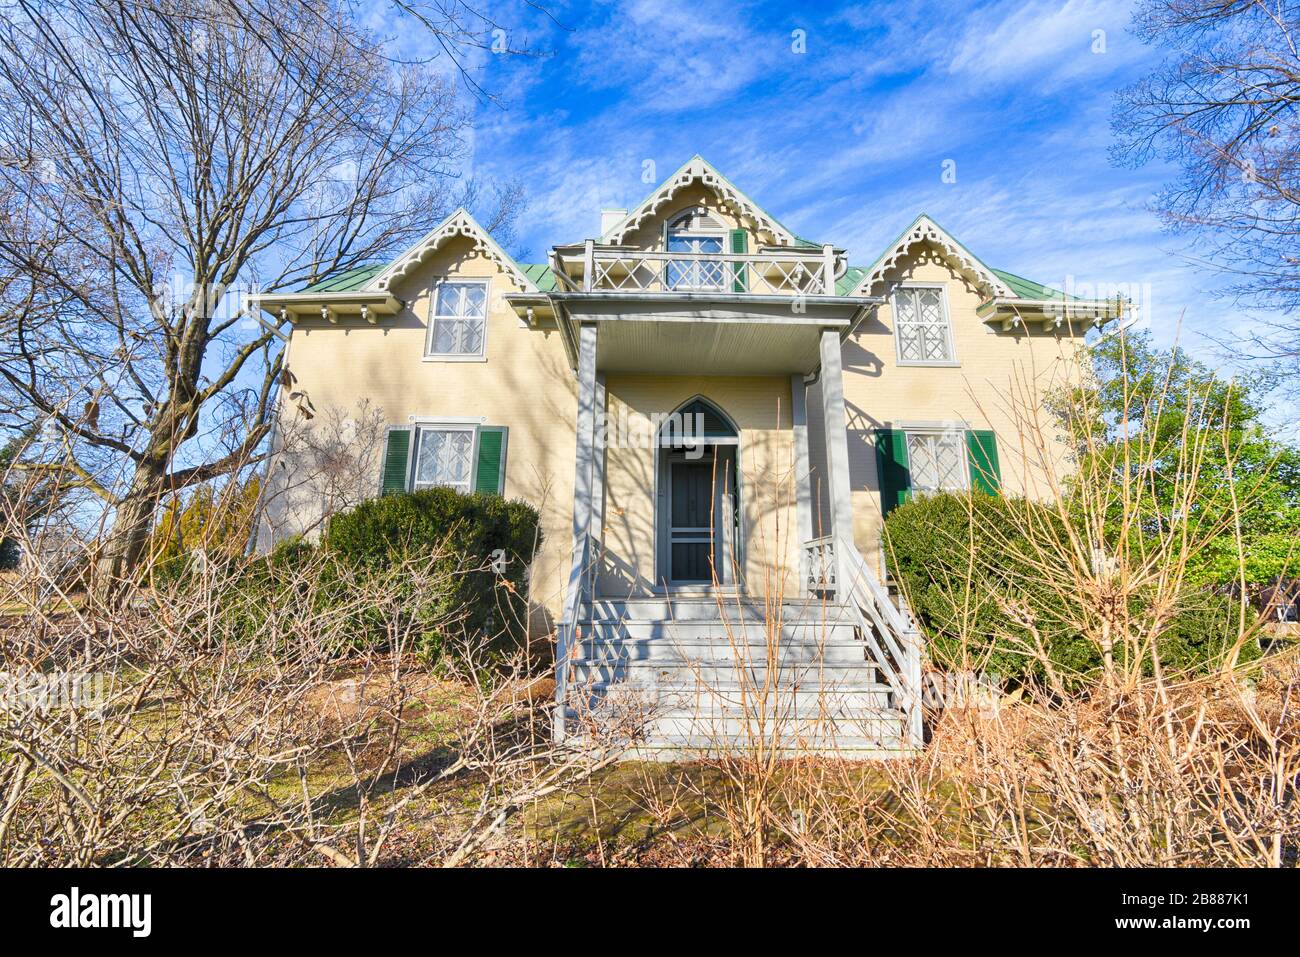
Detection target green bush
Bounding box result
[883,492,1258,688]
[323,487,542,663]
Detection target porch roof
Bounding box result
[554,294,877,376]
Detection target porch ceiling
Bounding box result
[558,294,876,376]
[591,316,841,375]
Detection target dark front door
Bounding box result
[669,461,714,583]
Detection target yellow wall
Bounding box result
[268,226,1084,620]
[814,244,1082,569]
[597,374,802,599]
[266,236,577,631]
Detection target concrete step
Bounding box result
[620,735,912,760]
[580,619,859,645]
[575,636,871,665]
[640,713,906,742]
[568,660,886,688]
[588,597,858,624]
[572,681,895,708]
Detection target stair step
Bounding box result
[575,639,872,666]
[587,598,858,623]
[580,621,858,644]
[640,713,905,738]
[568,662,885,686]
[619,737,912,760]
[572,681,894,705]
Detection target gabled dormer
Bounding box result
[551,156,848,300]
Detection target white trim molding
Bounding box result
[853,214,1013,300]
[369,208,537,295]
[602,155,798,247]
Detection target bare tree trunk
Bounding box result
[95,461,167,598]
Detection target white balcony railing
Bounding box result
[573,244,839,297]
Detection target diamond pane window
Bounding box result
[413,427,474,492]
[666,233,724,290]
[894,286,954,363]
[428,280,488,357]
[905,430,968,495]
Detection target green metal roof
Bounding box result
[836,265,867,296]
[521,263,557,291]
[301,263,386,293]
[298,260,559,294]
[989,268,1077,301]
[837,262,1067,301]
[840,214,1072,301]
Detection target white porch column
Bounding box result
[590,372,606,569]
[570,323,600,568]
[818,329,855,592]
[556,322,599,743]
[790,374,814,593]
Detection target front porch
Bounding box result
[553,309,927,755]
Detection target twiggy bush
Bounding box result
[0,527,621,867]
[885,492,1255,687]
[785,330,1300,867]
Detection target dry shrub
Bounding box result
[0,487,634,868]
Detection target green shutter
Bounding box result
[966,430,1001,494]
[474,426,508,495]
[875,428,911,516]
[381,428,411,495]
[730,229,748,292]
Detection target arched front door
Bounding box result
[655,398,741,587]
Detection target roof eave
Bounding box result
[246,290,403,323]
[977,297,1128,332]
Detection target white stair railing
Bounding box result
[553,532,594,744]
[803,535,836,594]
[805,535,924,748]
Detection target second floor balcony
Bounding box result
[551,241,845,299]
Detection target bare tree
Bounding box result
[1113,1,1300,377]
[0,0,523,594]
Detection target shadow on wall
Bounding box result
[805,381,886,534]
[595,383,798,598]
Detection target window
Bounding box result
[893,285,955,364]
[876,427,1000,515]
[412,426,476,492]
[904,429,968,495]
[666,208,725,290]
[427,280,488,358]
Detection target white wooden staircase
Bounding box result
[554,538,925,759]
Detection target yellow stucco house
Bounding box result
[251,156,1122,756]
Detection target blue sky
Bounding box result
[384,0,1291,425]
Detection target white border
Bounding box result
[424,277,490,360]
[892,282,959,367]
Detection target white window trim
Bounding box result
[410,423,479,493]
[892,282,959,367]
[424,277,490,361]
[902,426,970,495]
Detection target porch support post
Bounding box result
[556,322,598,743]
[790,374,813,594]
[591,373,606,550]
[818,329,855,593]
[571,322,599,582]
